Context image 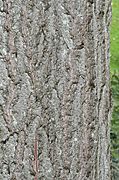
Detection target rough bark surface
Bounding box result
[0,0,112,180]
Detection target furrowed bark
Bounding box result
[0,0,112,179]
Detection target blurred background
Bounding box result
[110,0,119,179]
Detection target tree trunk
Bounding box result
[0,0,112,180]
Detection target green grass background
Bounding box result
[110,0,119,72]
[110,0,119,178]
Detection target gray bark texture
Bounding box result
[0,0,112,180]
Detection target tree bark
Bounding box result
[0,0,112,180]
